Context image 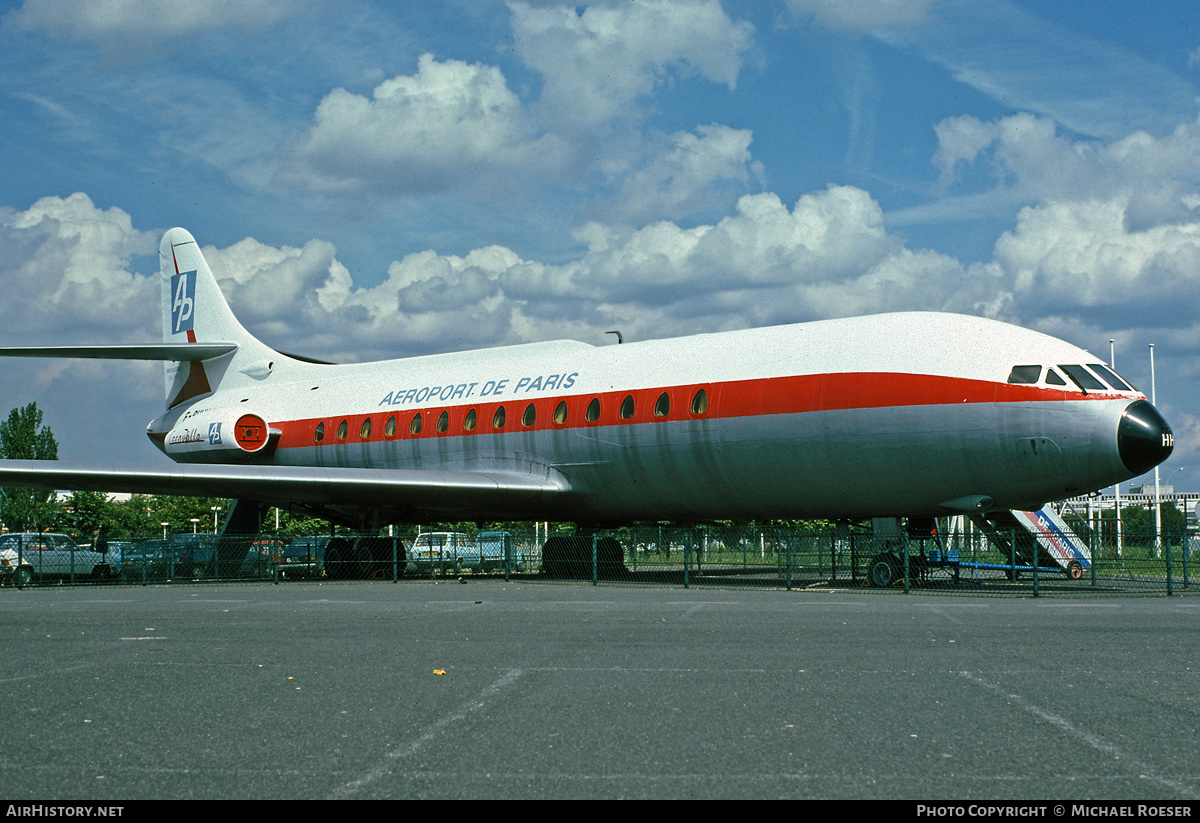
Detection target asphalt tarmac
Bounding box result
[1,580,1198,800]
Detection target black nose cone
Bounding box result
[1118,400,1174,476]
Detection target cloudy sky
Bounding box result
[2,0,1199,497]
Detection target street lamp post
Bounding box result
[1111,339,1123,558]
[1151,344,1162,556]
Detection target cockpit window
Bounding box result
[1059,364,1106,393]
[1087,363,1133,391]
[1007,365,1042,384]
[1045,369,1066,386]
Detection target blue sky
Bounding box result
[1,0,1199,497]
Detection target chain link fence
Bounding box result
[2,523,1196,596]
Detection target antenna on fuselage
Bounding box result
[606,330,623,344]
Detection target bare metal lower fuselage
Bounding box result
[252,396,1133,523]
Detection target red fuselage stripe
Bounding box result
[268,372,1130,450]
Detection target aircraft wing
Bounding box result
[0,460,571,519]
[0,344,238,361]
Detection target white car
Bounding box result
[0,532,113,587]
[408,532,476,574]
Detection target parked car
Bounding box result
[280,536,330,579]
[475,531,530,572]
[408,532,480,574]
[108,542,155,582]
[153,535,220,579]
[324,535,405,580]
[0,532,113,586]
[147,534,272,580]
[239,537,285,579]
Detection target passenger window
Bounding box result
[385,415,397,437]
[691,389,709,415]
[493,406,506,429]
[1059,364,1105,392]
[410,413,422,435]
[585,398,600,422]
[336,419,348,441]
[1088,364,1132,391]
[1045,369,1066,386]
[1007,365,1041,384]
[360,418,372,439]
[619,395,634,420]
[522,403,536,427]
[464,408,477,431]
[436,411,449,433]
[553,401,568,425]
[654,392,670,418]
[315,422,325,443]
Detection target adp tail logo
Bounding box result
[208,422,222,445]
[171,270,197,334]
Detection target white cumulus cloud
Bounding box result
[0,193,156,339]
[510,0,754,133]
[281,53,566,195]
[607,125,762,225]
[7,0,307,52]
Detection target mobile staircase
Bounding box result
[865,507,1092,587]
[964,508,1091,580]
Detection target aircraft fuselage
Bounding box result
[147,312,1169,523]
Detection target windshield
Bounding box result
[1059,365,1106,393]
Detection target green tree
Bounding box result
[0,402,60,532]
[1120,501,1186,547]
[109,494,157,538]
[64,490,111,542]
[149,495,232,537]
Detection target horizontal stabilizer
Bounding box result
[0,343,238,361]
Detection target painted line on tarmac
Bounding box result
[328,667,523,799]
[960,671,1198,799]
[0,662,92,684]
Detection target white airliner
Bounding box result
[0,228,1175,534]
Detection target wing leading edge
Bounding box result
[0,460,571,520]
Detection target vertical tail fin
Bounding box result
[158,228,277,408]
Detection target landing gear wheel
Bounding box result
[867,554,900,588]
[1066,560,1083,580]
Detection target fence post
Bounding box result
[786,534,793,591]
[830,533,837,582]
[1184,531,1190,590]
[1090,522,1097,587]
[1009,528,1017,586]
[683,538,690,589]
[1166,536,1173,596]
[848,534,856,585]
[1031,528,1039,597]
